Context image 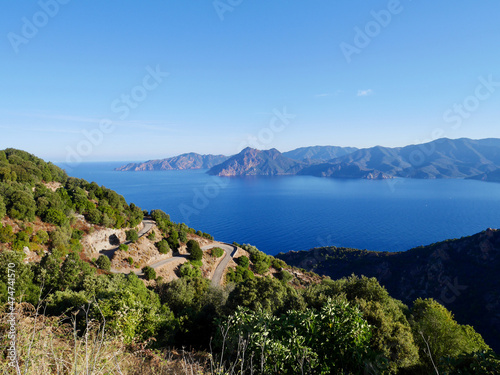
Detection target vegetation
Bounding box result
[142,266,157,280]
[125,229,139,242]
[211,247,224,258]
[0,148,497,374]
[96,254,111,271]
[186,239,203,261]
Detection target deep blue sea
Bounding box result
[57,162,500,255]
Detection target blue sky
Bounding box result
[1,0,499,162]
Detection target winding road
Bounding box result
[103,218,237,284]
[202,243,237,286]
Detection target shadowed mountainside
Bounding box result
[277,228,500,352]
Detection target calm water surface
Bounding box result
[58,162,500,255]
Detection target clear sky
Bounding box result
[1,0,499,162]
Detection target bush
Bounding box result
[125,229,139,242]
[155,239,170,254]
[278,269,293,284]
[142,266,156,280]
[96,255,111,271]
[119,244,129,251]
[186,240,203,261]
[127,257,133,265]
[179,263,202,278]
[211,247,224,258]
[237,256,250,268]
[147,231,156,241]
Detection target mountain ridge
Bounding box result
[116,138,500,181]
[277,228,500,352]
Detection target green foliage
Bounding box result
[32,229,49,244]
[218,298,372,374]
[179,262,202,278]
[0,250,40,304]
[147,231,156,241]
[167,229,180,251]
[0,195,5,218]
[440,350,500,374]
[142,266,157,280]
[127,256,134,265]
[119,243,129,251]
[12,230,30,251]
[227,277,304,315]
[94,273,173,343]
[186,239,203,261]
[8,190,37,221]
[303,275,420,373]
[226,265,254,283]
[155,239,170,254]
[96,255,111,271]
[0,224,15,243]
[410,298,490,373]
[178,229,187,243]
[211,247,224,258]
[125,229,139,242]
[237,255,250,268]
[278,269,293,284]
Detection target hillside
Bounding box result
[302,138,500,179]
[117,138,500,181]
[282,145,358,162]
[207,147,306,176]
[116,153,229,171]
[277,228,500,353]
[1,148,499,374]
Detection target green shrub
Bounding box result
[142,266,156,280]
[237,256,250,268]
[179,263,202,278]
[96,255,111,271]
[211,247,224,258]
[125,229,139,242]
[127,257,133,265]
[119,244,129,251]
[186,240,203,261]
[147,231,156,241]
[155,239,170,254]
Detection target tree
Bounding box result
[0,224,15,243]
[167,230,179,251]
[179,263,202,278]
[218,298,372,374]
[410,298,490,372]
[8,190,36,221]
[155,239,170,254]
[186,240,203,261]
[96,255,111,271]
[142,266,156,280]
[211,247,224,258]
[237,255,250,268]
[126,229,139,242]
[0,195,5,218]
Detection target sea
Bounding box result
[57,162,500,255]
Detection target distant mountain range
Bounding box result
[277,228,500,353]
[282,145,358,162]
[207,147,306,176]
[115,153,229,171]
[116,138,500,181]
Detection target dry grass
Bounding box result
[0,302,209,375]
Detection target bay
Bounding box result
[58,162,500,255]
